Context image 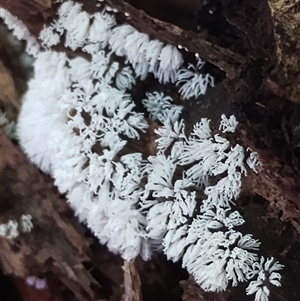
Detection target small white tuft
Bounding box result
[155,45,183,84]
[155,120,185,153]
[19,214,33,233]
[64,10,90,50]
[246,257,283,301]
[145,40,164,73]
[26,276,47,290]
[124,30,150,80]
[39,20,64,48]
[176,59,214,99]
[88,11,116,46]
[0,8,40,57]
[109,24,136,57]
[246,150,262,173]
[115,66,136,91]
[0,220,19,239]
[219,114,238,133]
[142,92,183,124]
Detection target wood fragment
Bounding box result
[122,261,142,301]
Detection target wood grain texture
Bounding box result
[1,1,300,300]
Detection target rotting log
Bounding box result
[1,0,300,300]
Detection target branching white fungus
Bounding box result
[0,2,279,300]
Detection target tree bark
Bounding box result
[1,0,300,301]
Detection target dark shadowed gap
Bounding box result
[127,0,200,31]
[0,271,23,301]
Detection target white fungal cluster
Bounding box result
[142,92,183,124]
[38,1,184,84]
[176,59,214,99]
[39,0,212,92]
[19,214,34,232]
[26,276,47,290]
[1,2,282,301]
[0,214,33,239]
[17,49,150,261]
[246,150,262,174]
[219,114,239,133]
[0,219,19,239]
[141,114,277,294]
[0,8,40,57]
[246,257,283,301]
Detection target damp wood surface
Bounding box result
[0,0,300,301]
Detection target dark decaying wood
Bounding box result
[0,0,300,300]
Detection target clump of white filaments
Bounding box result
[36,0,205,85]
[142,113,281,300]
[2,2,283,301]
[17,49,151,261]
[0,8,40,57]
[246,257,284,301]
[176,59,214,99]
[26,276,47,290]
[142,91,183,124]
[0,214,33,239]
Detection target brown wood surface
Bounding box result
[0,1,300,301]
